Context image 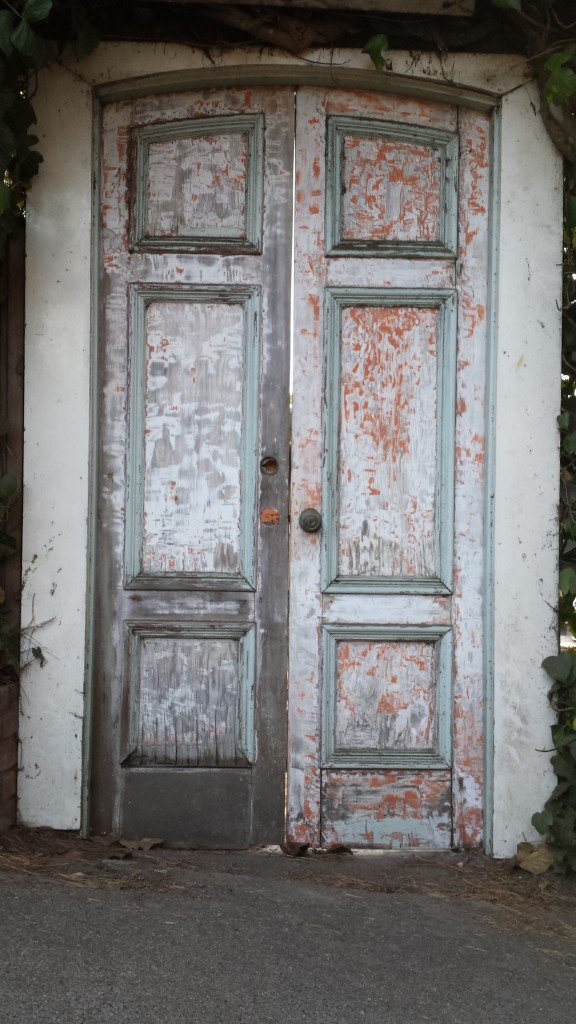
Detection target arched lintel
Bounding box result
[95,61,501,112]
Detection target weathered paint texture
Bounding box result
[288,88,489,848]
[92,86,293,843]
[332,640,437,754]
[341,137,441,243]
[338,304,438,578]
[146,131,248,239]
[321,770,452,849]
[142,300,245,575]
[129,634,247,766]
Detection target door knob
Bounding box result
[299,508,322,533]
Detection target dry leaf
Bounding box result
[515,841,556,876]
[119,837,164,852]
[280,842,310,858]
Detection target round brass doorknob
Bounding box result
[299,508,322,533]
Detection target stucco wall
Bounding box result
[19,44,561,854]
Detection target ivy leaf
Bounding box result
[0,121,15,167]
[551,752,576,781]
[562,429,576,454]
[0,11,14,58]
[11,18,56,68]
[362,34,389,72]
[567,195,576,233]
[19,149,43,180]
[22,0,53,24]
[10,18,36,59]
[31,645,45,667]
[558,411,571,430]
[8,94,36,133]
[0,473,17,499]
[531,809,553,835]
[544,49,576,106]
[560,567,576,595]
[491,0,522,10]
[543,652,576,685]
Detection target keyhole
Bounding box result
[260,456,279,475]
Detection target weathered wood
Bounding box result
[146,131,248,239]
[92,87,293,844]
[321,770,453,849]
[140,298,246,576]
[93,81,489,850]
[334,639,437,753]
[288,86,489,849]
[337,301,438,579]
[127,631,251,767]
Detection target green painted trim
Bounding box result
[322,287,457,596]
[96,64,501,113]
[125,284,261,590]
[321,623,453,769]
[482,106,500,857]
[326,116,458,258]
[133,114,264,254]
[123,621,256,767]
[324,578,453,595]
[124,574,255,591]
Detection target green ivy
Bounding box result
[532,161,576,871]
[0,1,99,252]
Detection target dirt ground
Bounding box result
[1,827,575,953]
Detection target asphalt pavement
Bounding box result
[0,838,574,1024]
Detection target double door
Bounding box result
[91,83,490,848]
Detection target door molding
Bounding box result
[95,63,500,112]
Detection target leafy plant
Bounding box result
[530,156,576,870]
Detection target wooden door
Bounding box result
[91,87,293,846]
[92,83,490,850]
[288,88,490,850]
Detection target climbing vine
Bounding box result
[531,161,576,872]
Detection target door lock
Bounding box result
[299,508,322,533]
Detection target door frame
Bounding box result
[18,47,561,856]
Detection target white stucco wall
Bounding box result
[492,86,562,855]
[19,44,561,854]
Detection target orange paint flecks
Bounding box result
[308,294,320,324]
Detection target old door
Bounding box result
[92,87,293,846]
[92,82,490,849]
[288,88,489,851]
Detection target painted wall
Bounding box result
[19,44,561,855]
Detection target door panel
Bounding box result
[93,83,490,850]
[126,286,260,587]
[288,88,489,849]
[323,288,456,591]
[92,87,293,846]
